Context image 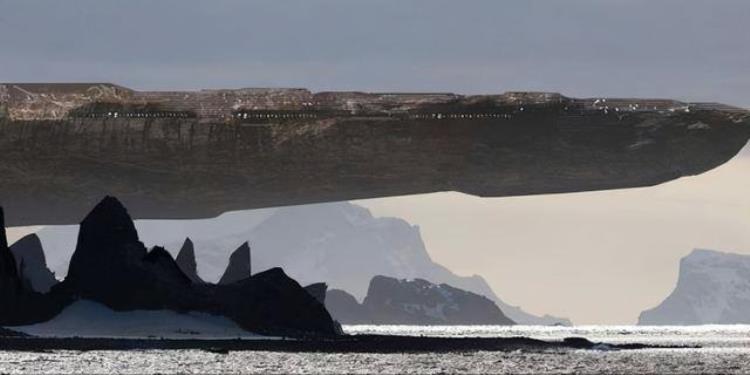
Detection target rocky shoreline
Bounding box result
[0,333,673,353]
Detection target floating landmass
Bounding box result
[1,83,748,225]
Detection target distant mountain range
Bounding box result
[639,249,750,325]
[35,202,570,325]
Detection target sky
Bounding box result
[1,0,749,324]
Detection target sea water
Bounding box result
[1,325,749,374]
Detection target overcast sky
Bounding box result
[2,0,749,323]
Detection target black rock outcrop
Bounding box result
[47,196,337,336]
[10,234,58,293]
[217,268,338,336]
[218,242,251,285]
[326,276,515,325]
[0,208,65,325]
[175,238,203,284]
[0,206,24,320]
[57,197,197,311]
[304,283,328,305]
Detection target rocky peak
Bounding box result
[66,196,144,284]
[10,234,58,293]
[175,238,203,283]
[62,196,156,307]
[218,242,251,285]
[143,246,192,286]
[79,196,140,246]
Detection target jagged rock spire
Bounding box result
[0,206,23,307]
[218,242,251,285]
[176,238,203,284]
[10,234,58,293]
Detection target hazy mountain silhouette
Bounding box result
[326,276,515,325]
[639,249,750,325]
[9,234,58,293]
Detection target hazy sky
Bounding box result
[2,0,749,323]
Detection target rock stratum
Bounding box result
[1,83,748,225]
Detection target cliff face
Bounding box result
[1,84,748,226]
[639,249,750,325]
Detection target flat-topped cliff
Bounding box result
[1,83,748,225]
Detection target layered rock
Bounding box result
[10,234,58,293]
[218,242,251,285]
[175,238,203,284]
[2,84,748,226]
[326,276,514,325]
[639,249,750,325]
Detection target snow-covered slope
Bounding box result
[14,300,266,339]
[639,249,750,325]
[35,202,569,326]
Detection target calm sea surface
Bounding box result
[2,325,750,374]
